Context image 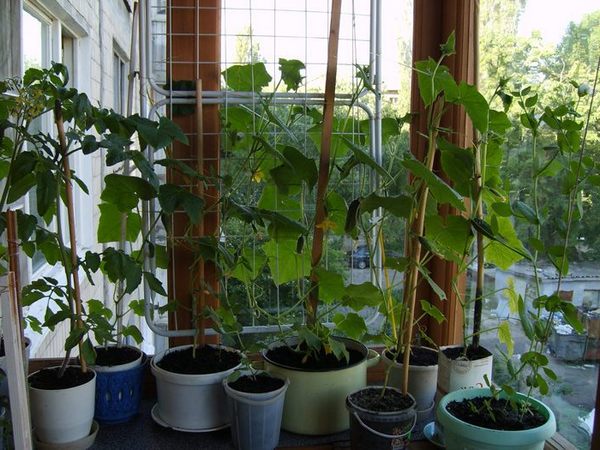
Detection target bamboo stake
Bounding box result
[194,79,206,350]
[401,98,444,395]
[54,100,87,372]
[308,0,342,326]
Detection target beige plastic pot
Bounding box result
[262,337,380,435]
[437,345,493,398]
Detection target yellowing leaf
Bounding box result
[504,277,519,315]
[498,320,513,357]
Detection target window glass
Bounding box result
[478,1,600,448]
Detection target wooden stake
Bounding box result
[54,100,87,372]
[194,79,206,349]
[6,210,25,345]
[2,272,33,449]
[308,0,342,326]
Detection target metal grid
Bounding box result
[140,0,384,338]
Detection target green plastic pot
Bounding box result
[262,337,380,435]
[437,388,556,450]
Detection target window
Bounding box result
[477,1,600,448]
[113,51,127,114]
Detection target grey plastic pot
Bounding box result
[151,345,242,431]
[346,386,417,450]
[223,377,289,450]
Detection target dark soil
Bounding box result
[29,366,95,390]
[348,387,414,412]
[156,346,241,375]
[442,345,492,361]
[265,344,363,371]
[446,396,547,431]
[228,374,285,393]
[95,346,141,367]
[386,346,438,366]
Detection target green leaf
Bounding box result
[491,202,513,217]
[560,302,584,334]
[263,239,310,285]
[129,299,145,316]
[102,248,143,294]
[158,116,189,145]
[415,59,457,107]
[158,184,205,224]
[440,31,456,56]
[81,338,97,366]
[43,310,72,328]
[536,373,549,395]
[359,194,412,218]
[65,327,86,351]
[498,320,514,357]
[543,367,558,381]
[122,325,143,344]
[333,313,367,340]
[314,268,345,304]
[403,159,465,210]
[222,63,272,92]
[230,248,267,284]
[418,266,447,301]
[454,82,489,133]
[144,271,167,296]
[97,203,142,243]
[270,146,318,193]
[420,300,445,324]
[36,170,57,217]
[342,282,384,310]
[438,138,474,194]
[279,58,305,91]
[102,174,157,212]
[341,138,390,180]
[324,191,347,236]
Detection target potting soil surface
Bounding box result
[442,345,492,361]
[228,374,285,393]
[266,345,364,370]
[156,346,241,374]
[386,347,438,366]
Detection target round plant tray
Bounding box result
[150,403,230,433]
[423,421,445,448]
[33,420,99,450]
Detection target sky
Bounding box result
[518,0,599,44]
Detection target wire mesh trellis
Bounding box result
[140,0,385,339]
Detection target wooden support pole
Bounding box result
[6,210,24,345]
[2,272,33,449]
[194,79,206,349]
[308,0,342,326]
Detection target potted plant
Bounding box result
[436,55,599,450]
[3,63,187,443]
[212,48,398,433]
[221,362,289,450]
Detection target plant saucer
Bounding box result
[33,420,99,450]
[151,403,229,433]
[423,421,445,448]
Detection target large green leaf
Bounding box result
[263,239,310,285]
[342,282,384,311]
[403,159,465,210]
[230,247,267,284]
[438,138,474,196]
[257,184,302,220]
[102,174,157,212]
[454,82,490,134]
[158,184,205,224]
[340,138,390,180]
[314,267,345,304]
[97,203,142,243]
[324,191,347,236]
[359,194,413,218]
[424,215,472,263]
[333,312,367,340]
[222,63,272,92]
[484,215,528,269]
[279,58,305,91]
[102,247,143,294]
[415,59,457,107]
[270,146,318,193]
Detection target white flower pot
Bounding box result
[381,346,438,411]
[29,367,96,445]
[437,345,493,398]
[151,344,242,431]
